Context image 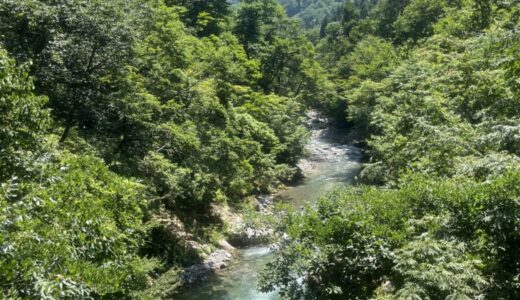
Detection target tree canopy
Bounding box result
[0,0,329,298]
[261,0,520,299]
[1,0,519,299]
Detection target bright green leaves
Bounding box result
[0,0,141,143]
[345,36,397,81]
[270,1,520,299]
[114,1,299,212]
[240,92,308,164]
[200,33,262,88]
[0,0,324,298]
[0,48,50,181]
[258,36,325,103]
[0,1,156,299]
[399,174,520,299]
[234,0,330,105]
[166,0,230,36]
[234,0,288,50]
[363,30,520,183]
[140,152,204,210]
[263,173,520,299]
[392,236,487,300]
[124,1,310,213]
[370,0,411,39]
[394,0,447,43]
[336,36,397,133]
[259,187,402,299]
[0,153,151,299]
[136,3,199,103]
[321,10,520,184]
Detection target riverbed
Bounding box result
[177,112,364,300]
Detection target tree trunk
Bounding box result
[59,122,72,144]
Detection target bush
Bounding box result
[0,153,153,298]
[261,172,520,299]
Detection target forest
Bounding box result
[0,0,519,299]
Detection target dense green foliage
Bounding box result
[278,0,344,27]
[1,0,519,298]
[1,153,152,298]
[0,49,49,181]
[262,174,520,299]
[276,0,379,29]
[314,0,520,184]
[0,0,328,298]
[261,0,520,299]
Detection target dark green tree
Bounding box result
[0,0,139,143]
[166,0,230,36]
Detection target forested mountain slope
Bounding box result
[262,0,520,299]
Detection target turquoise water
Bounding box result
[177,115,363,300]
[178,245,278,300]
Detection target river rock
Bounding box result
[218,240,236,251]
[228,227,273,247]
[297,159,314,175]
[255,194,275,212]
[181,250,233,284]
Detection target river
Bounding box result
[177,111,364,300]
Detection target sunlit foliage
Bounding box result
[263,0,520,299]
[0,0,324,297]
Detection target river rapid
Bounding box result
[177,111,364,300]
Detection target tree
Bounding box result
[262,173,520,299]
[0,48,50,181]
[166,0,230,36]
[340,36,397,132]
[234,0,288,53]
[370,0,410,39]
[340,1,361,37]
[391,236,487,300]
[0,153,152,299]
[0,0,139,143]
[394,0,447,43]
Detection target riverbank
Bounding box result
[175,110,364,299]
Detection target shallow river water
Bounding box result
[178,112,364,300]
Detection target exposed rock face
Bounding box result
[151,207,238,286]
[154,208,192,239]
[225,193,277,246]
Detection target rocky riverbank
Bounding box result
[179,193,276,285]
[176,110,365,297]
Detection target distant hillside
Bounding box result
[228,1,378,29]
[228,0,343,28]
[279,0,343,27]
[278,0,339,16]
